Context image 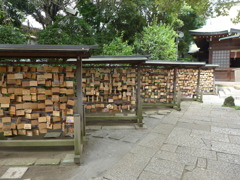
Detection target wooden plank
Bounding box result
[0,139,74,147]
[181,98,198,101]
[86,116,139,121]
[143,103,175,107]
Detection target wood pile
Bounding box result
[82,68,137,112]
[0,65,75,136]
[141,68,174,103]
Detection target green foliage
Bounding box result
[178,12,205,59]
[223,96,235,107]
[103,34,134,56]
[134,24,177,60]
[0,0,27,27]
[78,0,147,54]
[37,16,96,45]
[0,25,27,44]
[5,0,235,58]
[234,106,240,110]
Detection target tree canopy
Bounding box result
[0,25,27,44]
[135,24,177,60]
[37,16,95,45]
[103,34,134,56]
[0,0,239,60]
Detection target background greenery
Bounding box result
[0,0,238,60]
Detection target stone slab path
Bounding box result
[96,95,240,180]
[1,95,240,180]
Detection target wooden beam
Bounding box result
[86,116,139,121]
[175,91,181,111]
[0,139,74,147]
[0,61,77,65]
[74,114,81,164]
[75,57,84,165]
[0,51,90,59]
[195,67,203,102]
[83,105,86,137]
[76,56,84,140]
[196,67,201,93]
[142,103,175,107]
[181,98,198,101]
[173,67,177,104]
[136,65,143,127]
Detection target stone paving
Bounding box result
[96,95,240,180]
[1,95,240,180]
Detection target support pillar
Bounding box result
[196,67,202,102]
[76,56,85,140]
[173,67,177,104]
[74,114,81,164]
[74,56,83,164]
[136,64,143,127]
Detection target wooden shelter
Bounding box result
[190,28,240,81]
[0,44,217,164]
[142,61,206,109]
[69,56,149,126]
[0,44,97,164]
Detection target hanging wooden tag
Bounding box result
[66,89,74,95]
[23,95,31,101]
[0,67,6,73]
[66,66,73,72]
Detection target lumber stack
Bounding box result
[176,69,198,97]
[0,65,75,136]
[200,69,215,93]
[82,68,137,112]
[141,68,174,103]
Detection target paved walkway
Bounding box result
[95,95,240,180]
[1,95,240,180]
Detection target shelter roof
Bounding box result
[144,61,206,67]
[190,28,240,36]
[68,55,150,64]
[0,44,98,59]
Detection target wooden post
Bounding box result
[136,64,143,127]
[226,68,232,81]
[199,90,203,103]
[76,56,84,141]
[74,114,81,164]
[83,104,86,137]
[173,67,177,104]
[176,91,181,111]
[74,56,83,164]
[196,67,201,101]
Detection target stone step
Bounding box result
[218,90,226,98]
[223,88,231,95]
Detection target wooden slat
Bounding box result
[142,103,175,107]
[0,139,74,147]
[86,116,139,121]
